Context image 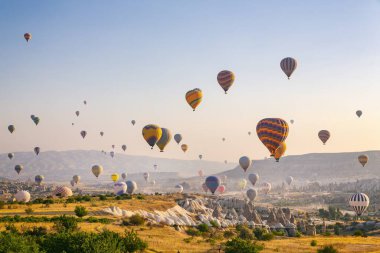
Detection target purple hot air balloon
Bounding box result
[205,176,221,194]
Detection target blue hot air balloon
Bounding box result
[205,176,221,194]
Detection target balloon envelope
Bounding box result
[349,193,369,216]
[80,130,87,139]
[53,186,73,198]
[122,145,127,151]
[24,33,32,42]
[248,173,259,186]
[175,184,184,193]
[156,128,172,152]
[181,144,188,152]
[114,182,128,196]
[35,175,44,185]
[92,165,103,178]
[274,142,286,162]
[34,147,40,155]
[286,176,294,186]
[15,190,31,202]
[256,118,289,156]
[121,173,127,180]
[217,70,235,94]
[217,185,226,194]
[318,130,330,145]
[8,153,14,160]
[111,173,119,182]
[358,155,368,167]
[205,176,221,194]
[126,181,137,194]
[356,110,362,118]
[142,124,162,149]
[15,165,23,174]
[185,88,203,111]
[280,57,297,79]
[8,125,15,133]
[246,188,258,202]
[174,134,182,144]
[239,156,251,172]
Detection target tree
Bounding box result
[317,245,339,253]
[224,238,263,253]
[74,206,88,218]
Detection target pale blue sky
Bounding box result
[1,0,380,162]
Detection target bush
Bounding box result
[0,200,5,209]
[0,232,41,253]
[99,195,107,201]
[210,220,219,227]
[239,226,254,240]
[317,245,339,253]
[197,223,210,233]
[353,230,364,237]
[136,194,145,200]
[25,207,34,214]
[122,230,148,252]
[253,228,274,241]
[224,237,264,253]
[24,226,48,237]
[126,214,145,226]
[74,206,88,218]
[310,240,317,246]
[53,215,78,232]
[186,228,201,237]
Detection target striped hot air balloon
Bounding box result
[156,128,172,152]
[256,118,289,156]
[185,88,203,111]
[358,155,368,167]
[52,186,73,198]
[142,124,162,149]
[280,57,297,79]
[217,70,235,94]
[318,130,330,145]
[349,193,369,216]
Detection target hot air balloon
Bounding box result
[238,179,247,190]
[280,57,297,79]
[35,175,44,185]
[257,118,289,156]
[222,138,225,142]
[261,182,271,194]
[217,185,226,194]
[15,165,23,175]
[290,120,294,124]
[217,70,235,94]
[92,165,103,178]
[175,184,184,193]
[174,134,182,144]
[201,183,208,193]
[142,124,162,149]
[114,182,128,196]
[181,144,188,152]
[318,130,330,145]
[224,160,227,164]
[8,153,14,160]
[131,120,136,126]
[52,186,73,198]
[248,173,259,186]
[15,191,31,203]
[122,145,127,152]
[34,147,40,156]
[239,156,251,172]
[246,189,258,202]
[248,131,251,136]
[199,154,203,160]
[31,115,40,126]
[150,180,156,186]
[358,155,368,167]
[80,130,87,139]
[111,173,119,182]
[70,180,75,187]
[112,145,115,149]
[274,142,286,162]
[285,176,294,186]
[8,125,15,134]
[185,88,203,111]
[121,173,127,180]
[24,33,32,42]
[198,170,204,177]
[205,176,220,194]
[153,164,158,170]
[75,111,80,117]
[110,151,115,158]
[83,100,87,105]
[356,110,362,118]
[73,175,80,184]
[156,128,172,152]
[349,193,369,216]
[100,131,104,137]
[126,181,137,194]
[143,172,149,182]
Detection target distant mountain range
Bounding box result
[212,151,380,186]
[1,150,379,187]
[0,150,231,183]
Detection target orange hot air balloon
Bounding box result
[274,142,286,162]
[185,89,203,111]
[358,155,368,167]
[256,118,289,156]
[181,144,188,152]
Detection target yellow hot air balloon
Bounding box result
[274,142,286,162]
[156,128,172,152]
[111,173,119,182]
[181,144,188,152]
[185,88,203,111]
[92,165,103,178]
[142,124,162,149]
